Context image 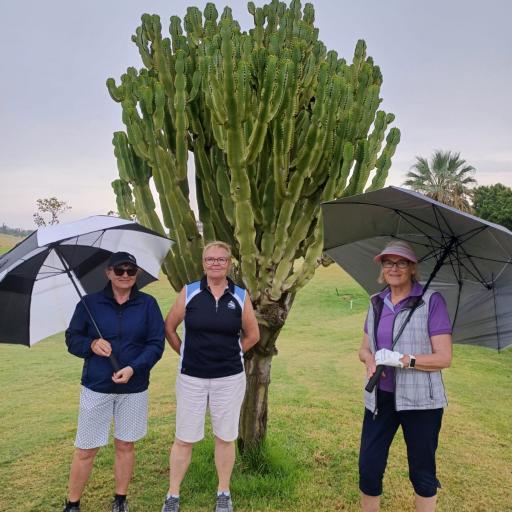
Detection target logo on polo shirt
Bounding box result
[227,300,236,309]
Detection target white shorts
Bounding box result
[75,386,148,449]
[175,371,246,443]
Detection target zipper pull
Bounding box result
[373,408,379,420]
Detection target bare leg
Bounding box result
[415,494,437,512]
[361,493,380,512]
[168,438,194,495]
[114,439,135,495]
[67,447,100,501]
[214,437,236,493]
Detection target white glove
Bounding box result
[375,348,404,368]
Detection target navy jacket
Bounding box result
[65,283,164,394]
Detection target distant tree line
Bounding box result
[473,183,512,230]
[0,224,33,237]
[1,197,72,238]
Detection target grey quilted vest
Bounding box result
[365,288,448,412]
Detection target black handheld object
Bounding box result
[365,365,384,392]
[109,353,121,372]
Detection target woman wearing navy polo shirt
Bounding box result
[162,242,259,512]
[358,241,452,512]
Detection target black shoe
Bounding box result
[62,501,80,512]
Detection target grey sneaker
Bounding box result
[215,493,233,512]
[111,498,129,512]
[162,495,180,512]
[62,502,80,512]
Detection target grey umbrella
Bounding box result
[322,186,512,355]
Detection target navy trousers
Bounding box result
[359,389,443,498]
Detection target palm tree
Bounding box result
[403,150,477,212]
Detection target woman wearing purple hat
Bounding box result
[358,240,452,512]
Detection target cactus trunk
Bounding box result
[239,351,273,450]
[239,293,294,448]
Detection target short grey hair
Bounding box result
[202,241,232,259]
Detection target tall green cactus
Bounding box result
[107,0,400,449]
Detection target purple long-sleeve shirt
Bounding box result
[364,282,452,392]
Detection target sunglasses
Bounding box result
[113,266,138,277]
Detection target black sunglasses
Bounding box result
[113,266,138,277]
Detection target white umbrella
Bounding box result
[0,216,172,362]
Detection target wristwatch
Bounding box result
[408,354,416,368]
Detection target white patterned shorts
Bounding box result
[74,386,148,449]
[175,371,246,443]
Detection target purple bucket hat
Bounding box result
[373,244,418,264]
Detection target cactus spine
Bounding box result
[108,1,400,448]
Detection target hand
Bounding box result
[91,338,112,357]
[375,348,404,368]
[112,366,134,384]
[364,354,377,379]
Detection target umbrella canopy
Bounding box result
[0,216,173,347]
[322,186,512,351]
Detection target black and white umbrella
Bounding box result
[0,216,172,353]
[322,186,512,352]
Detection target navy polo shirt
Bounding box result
[180,276,246,379]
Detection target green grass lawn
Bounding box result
[0,265,511,511]
[0,234,24,255]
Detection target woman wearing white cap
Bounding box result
[358,240,452,512]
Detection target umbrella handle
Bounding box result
[109,354,120,373]
[365,365,385,393]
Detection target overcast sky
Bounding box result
[1,0,511,229]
